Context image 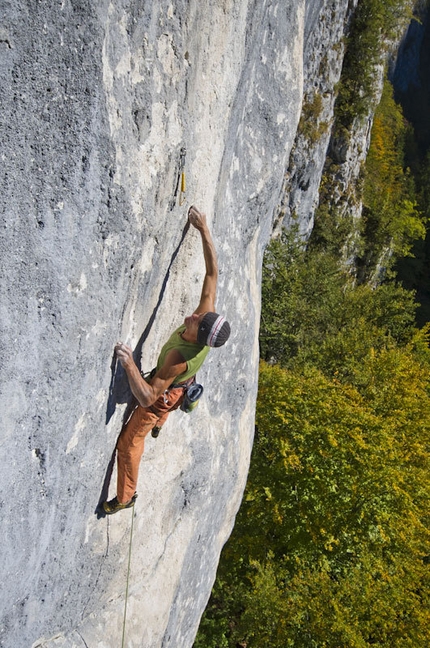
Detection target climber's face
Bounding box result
[184,312,205,340]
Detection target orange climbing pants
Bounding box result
[116,387,185,503]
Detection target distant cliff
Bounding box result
[0,1,399,647]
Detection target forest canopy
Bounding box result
[195,227,430,647]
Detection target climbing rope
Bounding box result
[121,505,136,648]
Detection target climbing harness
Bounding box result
[144,372,204,438]
[121,504,135,648]
[143,368,204,414]
[157,373,204,414]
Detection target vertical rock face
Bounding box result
[1,1,353,646]
[278,0,359,237]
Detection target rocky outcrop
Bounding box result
[1,1,368,647]
[276,0,360,238]
[280,2,415,261]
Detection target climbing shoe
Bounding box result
[151,426,162,438]
[103,493,137,515]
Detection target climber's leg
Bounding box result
[116,406,158,504]
[110,387,184,505]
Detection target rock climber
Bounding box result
[103,206,231,514]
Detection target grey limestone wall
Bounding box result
[278,0,360,237]
[0,1,350,647]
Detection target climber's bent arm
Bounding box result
[115,343,187,408]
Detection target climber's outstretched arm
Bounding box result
[115,343,187,408]
[188,206,218,314]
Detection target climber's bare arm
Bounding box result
[188,206,218,314]
[115,344,187,408]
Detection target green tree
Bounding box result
[196,355,430,647]
[335,0,413,128]
[359,80,426,276]
[260,228,418,375]
[196,221,430,648]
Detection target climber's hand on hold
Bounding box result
[115,342,134,369]
[188,205,208,232]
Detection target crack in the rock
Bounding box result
[76,630,89,648]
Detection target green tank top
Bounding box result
[156,325,210,383]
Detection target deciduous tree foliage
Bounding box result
[196,354,430,647]
[336,0,414,127]
[360,80,426,272]
[195,229,430,647]
[260,227,417,371]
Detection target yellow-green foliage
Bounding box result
[362,79,426,265]
[196,351,430,647]
[259,227,417,370]
[298,93,329,144]
[195,224,430,647]
[335,0,414,126]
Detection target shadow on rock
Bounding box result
[95,447,116,519]
[105,353,133,425]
